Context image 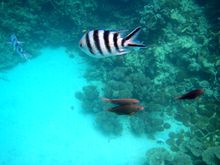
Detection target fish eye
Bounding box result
[79,41,83,48]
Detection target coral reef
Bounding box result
[75,85,104,114]
[145,147,173,165]
[202,146,220,165]
[95,111,123,136]
[186,138,205,157]
[144,148,193,165]
[172,152,193,165]
[129,110,165,138]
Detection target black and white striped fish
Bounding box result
[79,27,145,58]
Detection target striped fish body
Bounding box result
[79,27,145,58]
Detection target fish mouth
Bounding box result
[79,41,82,48]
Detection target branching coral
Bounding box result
[172,152,193,165]
[202,146,220,165]
[129,114,146,136]
[145,148,194,165]
[186,138,205,157]
[129,111,164,137]
[95,111,123,136]
[75,85,103,114]
[140,3,168,33]
[104,80,133,98]
[146,147,173,165]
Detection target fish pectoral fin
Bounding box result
[174,96,180,100]
[101,97,109,102]
[129,112,135,115]
[195,97,201,100]
[17,41,24,44]
[116,49,129,55]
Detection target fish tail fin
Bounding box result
[17,41,24,44]
[101,97,110,102]
[23,52,32,60]
[174,96,181,100]
[122,27,146,48]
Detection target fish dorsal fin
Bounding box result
[116,30,128,37]
[124,27,141,41]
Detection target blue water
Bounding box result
[0,48,160,165]
[0,48,186,165]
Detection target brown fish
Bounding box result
[107,104,144,115]
[176,89,204,100]
[102,97,140,105]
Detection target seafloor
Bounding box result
[0,0,220,165]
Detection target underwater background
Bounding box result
[0,0,220,165]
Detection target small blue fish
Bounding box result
[79,27,145,58]
[9,34,23,50]
[8,34,31,60]
[15,44,31,60]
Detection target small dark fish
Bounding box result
[176,89,204,100]
[107,104,144,115]
[102,97,140,105]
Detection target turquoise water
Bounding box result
[1,0,220,165]
[0,48,186,165]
